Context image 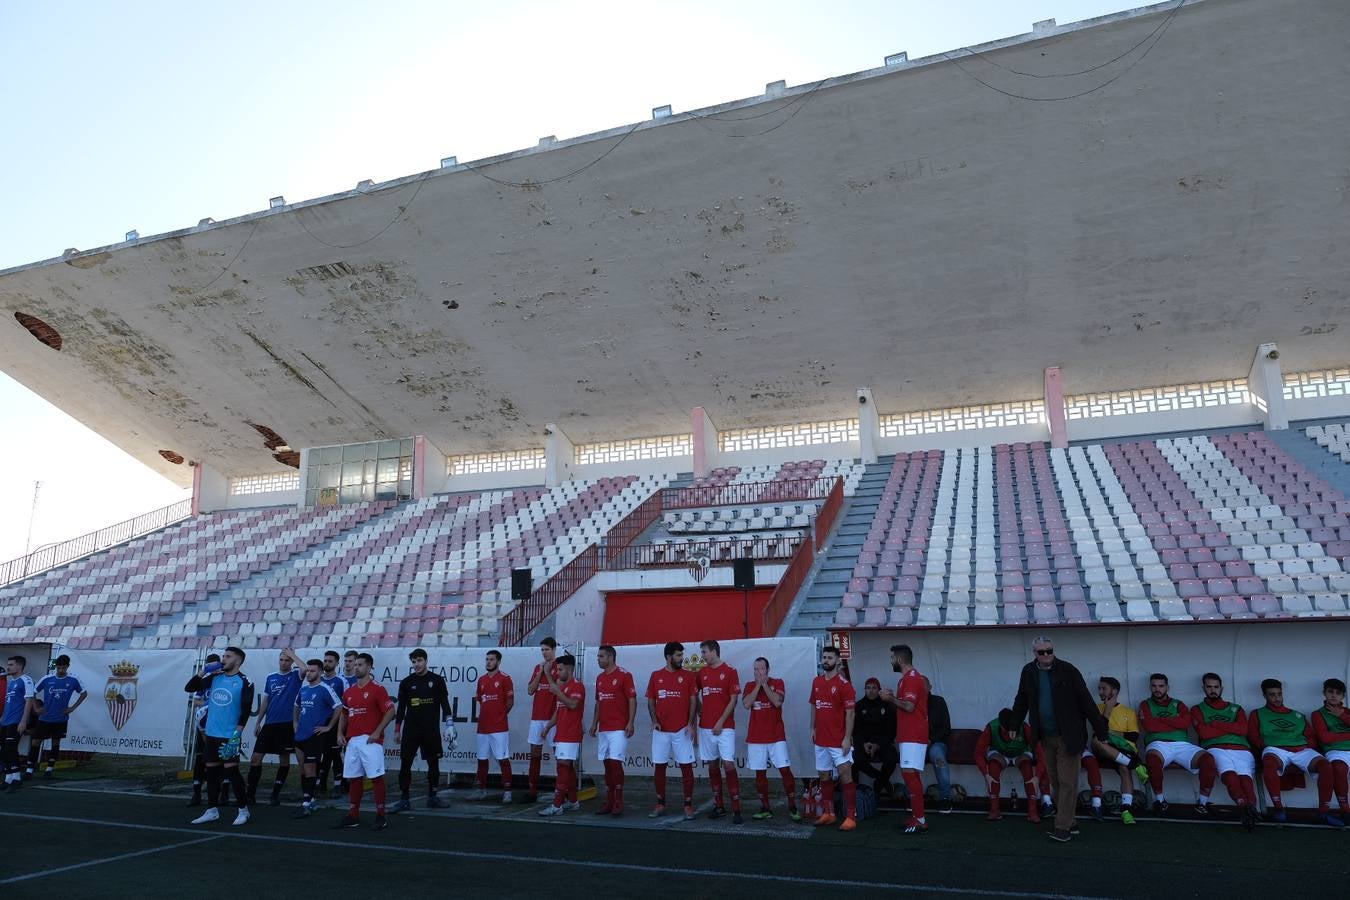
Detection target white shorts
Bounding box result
[899,741,928,771]
[698,727,737,763]
[476,731,510,761]
[553,741,579,762]
[814,744,849,774]
[342,734,386,779]
[747,741,791,771]
[652,729,696,766]
[528,719,553,746]
[1326,750,1350,767]
[1144,740,1204,772]
[597,730,628,762]
[1262,746,1324,775]
[1202,747,1256,777]
[986,750,1033,768]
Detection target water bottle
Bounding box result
[1011,788,1019,812]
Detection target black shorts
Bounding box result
[254,722,296,756]
[0,724,18,745]
[203,735,239,765]
[399,726,443,762]
[31,721,68,741]
[297,734,327,764]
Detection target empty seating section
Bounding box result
[691,459,862,492]
[0,503,389,649]
[1307,424,1350,463]
[832,432,1350,628]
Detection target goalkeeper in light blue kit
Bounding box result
[184,646,255,826]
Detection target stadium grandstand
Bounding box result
[1,0,1349,851]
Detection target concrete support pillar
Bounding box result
[692,407,719,478]
[190,462,202,516]
[193,462,229,514]
[1044,367,1068,448]
[413,435,448,499]
[1248,342,1288,431]
[544,423,574,487]
[856,388,879,464]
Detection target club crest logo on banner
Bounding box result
[688,555,711,583]
[105,660,140,731]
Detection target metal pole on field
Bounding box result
[23,480,40,556]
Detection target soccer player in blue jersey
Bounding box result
[293,657,343,817]
[27,654,87,780]
[247,649,303,806]
[185,647,255,826]
[0,656,36,792]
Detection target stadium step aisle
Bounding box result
[1277,423,1350,499]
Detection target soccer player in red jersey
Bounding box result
[472,649,515,803]
[1138,673,1205,816]
[696,639,743,823]
[809,645,857,831]
[525,637,561,803]
[743,655,799,822]
[976,710,1040,823]
[336,652,396,830]
[880,643,929,835]
[1190,672,1259,830]
[588,644,636,815]
[1310,677,1349,827]
[646,641,698,820]
[538,654,586,817]
[1248,677,1338,826]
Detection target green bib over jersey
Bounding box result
[1255,707,1307,748]
[1317,707,1350,751]
[1195,701,1250,749]
[987,719,1029,757]
[1143,699,1189,743]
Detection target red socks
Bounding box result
[1333,759,1350,809]
[1082,754,1103,795]
[553,762,575,806]
[987,759,1004,797]
[654,764,667,803]
[477,759,489,790]
[756,770,770,808]
[348,778,363,817]
[603,759,624,811]
[499,759,513,791]
[1198,753,1218,798]
[372,776,386,815]
[724,763,741,813]
[1146,754,1166,793]
[1316,761,1334,811]
[780,767,797,810]
[820,777,835,813]
[708,763,724,807]
[842,780,857,819]
[529,753,542,796]
[1262,756,1283,808]
[1017,760,1037,799]
[903,770,925,820]
[679,763,694,805]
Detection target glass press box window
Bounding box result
[306,438,414,506]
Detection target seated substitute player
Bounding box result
[184,648,254,825]
[392,648,451,812]
[1077,676,1147,824]
[526,637,562,803]
[1190,672,1259,829]
[292,658,343,817]
[809,645,858,831]
[1138,673,1205,816]
[471,649,515,803]
[589,644,637,816]
[0,656,35,792]
[336,652,397,831]
[248,649,302,807]
[1248,677,1339,826]
[27,654,87,780]
[646,642,698,821]
[538,654,586,817]
[1312,678,1350,822]
[743,656,800,821]
[976,710,1040,823]
[697,640,743,823]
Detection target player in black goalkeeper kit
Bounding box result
[391,648,452,812]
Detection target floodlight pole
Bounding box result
[23,480,41,556]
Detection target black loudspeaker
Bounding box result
[511,568,533,601]
[733,557,755,590]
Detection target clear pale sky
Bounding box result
[0,0,1144,561]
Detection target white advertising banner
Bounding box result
[56,647,200,757]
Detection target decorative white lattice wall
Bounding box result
[1284,367,1350,401]
[880,400,1046,437]
[448,449,545,475]
[574,433,692,465]
[1064,379,1251,420]
[228,472,301,495]
[719,419,859,452]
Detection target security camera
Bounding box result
[544,427,554,436]
[1266,349,1279,360]
[858,395,868,405]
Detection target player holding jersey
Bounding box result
[589,645,637,816]
[538,655,586,817]
[1190,673,1258,829]
[27,654,86,780]
[809,645,857,831]
[292,658,343,817]
[526,637,562,803]
[646,642,698,820]
[336,652,397,831]
[696,640,742,823]
[1311,678,1350,822]
[471,650,515,803]
[743,656,799,821]
[248,649,302,806]
[0,656,35,791]
[184,648,255,825]
[881,644,929,834]
[1138,673,1205,816]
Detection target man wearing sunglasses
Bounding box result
[1008,636,1107,843]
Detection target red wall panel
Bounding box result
[602,587,775,646]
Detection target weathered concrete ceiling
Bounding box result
[1,0,1347,484]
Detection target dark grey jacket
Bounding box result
[1009,658,1107,755]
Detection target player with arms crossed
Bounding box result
[809,645,857,831]
[1190,672,1259,830]
[393,648,451,812]
[471,649,515,803]
[292,657,343,817]
[743,655,799,821]
[184,648,254,825]
[336,652,397,831]
[526,637,562,803]
[1311,678,1350,825]
[1248,677,1338,826]
[589,644,637,816]
[538,654,586,817]
[27,654,86,780]
[248,649,302,806]
[880,643,929,835]
[696,639,743,823]
[647,641,698,820]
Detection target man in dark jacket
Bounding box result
[925,677,954,812]
[853,677,898,796]
[1008,635,1107,842]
